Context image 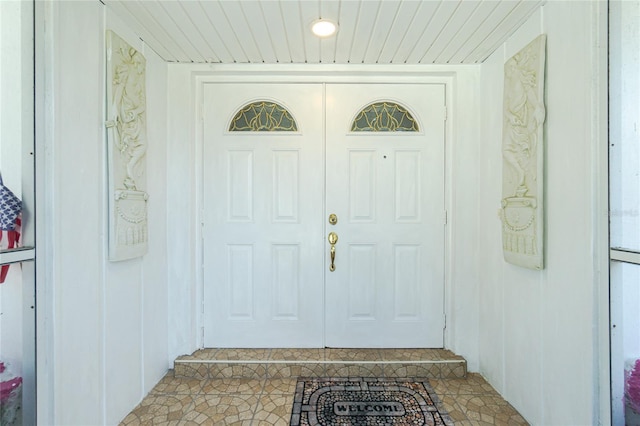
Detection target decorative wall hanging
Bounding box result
[500,34,546,270]
[105,30,148,261]
[0,174,22,282]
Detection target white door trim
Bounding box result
[192,66,456,350]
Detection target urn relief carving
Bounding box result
[501,35,546,270]
[106,30,149,261]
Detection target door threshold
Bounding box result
[174,348,466,380]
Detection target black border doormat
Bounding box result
[290,377,454,425]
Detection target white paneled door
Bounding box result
[325,84,446,347]
[203,83,445,348]
[203,84,325,347]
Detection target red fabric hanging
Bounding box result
[0,216,21,283]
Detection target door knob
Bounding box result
[328,232,338,271]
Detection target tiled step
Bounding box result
[174,348,466,380]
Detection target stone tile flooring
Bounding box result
[122,349,526,425]
[120,372,529,425]
[174,348,467,380]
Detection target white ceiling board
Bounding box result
[103,0,545,65]
[238,1,279,63]
[406,0,463,63]
[348,0,382,64]
[200,1,249,63]
[391,1,440,63]
[258,1,293,63]
[319,0,341,63]
[138,1,202,61]
[448,0,524,63]
[180,2,229,63]
[299,0,322,63]
[433,0,501,63]
[219,1,264,62]
[466,0,543,63]
[418,0,482,63]
[159,1,216,62]
[362,1,404,64]
[376,1,423,63]
[334,0,361,63]
[105,0,176,61]
[279,1,307,62]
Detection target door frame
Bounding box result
[191,65,456,349]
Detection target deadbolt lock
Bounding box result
[328,214,338,225]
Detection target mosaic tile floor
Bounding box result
[121,349,527,426]
[174,348,467,380]
[120,372,529,425]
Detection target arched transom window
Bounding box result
[351,101,419,132]
[229,101,298,132]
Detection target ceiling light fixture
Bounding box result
[311,19,338,38]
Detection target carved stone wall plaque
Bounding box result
[501,34,546,270]
[106,30,148,261]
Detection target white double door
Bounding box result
[203,82,445,348]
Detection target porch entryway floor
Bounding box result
[120,349,529,425]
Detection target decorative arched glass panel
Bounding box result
[351,101,419,132]
[229,101,298,132]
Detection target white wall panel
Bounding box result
[166,65,197,363]
[476,3,607,425]
[40,3,169,424]
[141,29,169,396]
[447,68,481,371]
[52,4,105,423]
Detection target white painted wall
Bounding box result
[166,65,199,363]
[477,2,608,424]
[610,0,640,252]
[609,1,640,424]
[446,69,481,371]
[165,65,482,368]
[37,2,169,424]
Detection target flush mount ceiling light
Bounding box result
[311,19,338,38]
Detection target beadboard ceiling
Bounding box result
[103,0,544,64]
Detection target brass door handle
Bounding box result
[328,232,338,272]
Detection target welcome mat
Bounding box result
[290,377,453,426]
